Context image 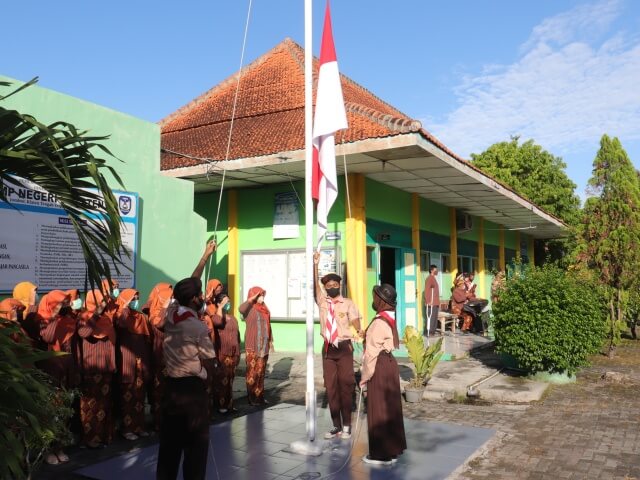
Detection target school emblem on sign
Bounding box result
[118,195,132,215]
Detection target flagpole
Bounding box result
[303,0,317,444]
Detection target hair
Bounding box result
[173,277,202,307]
[429,264,438,273]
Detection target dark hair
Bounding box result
[173,277,202,307]
[214,292,229,304]
[429,264,438,273]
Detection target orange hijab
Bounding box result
[0,298,25,322]
[116,288,150,336]
[50,314,78,352]
[206,279,222,300]
[85,289,116,344]
[146,283,173,327]
[37,290,70,323]
[13,281,38,309]
[247,286,270,329]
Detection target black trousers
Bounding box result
[156,376,209,480]
[323,340,355,428]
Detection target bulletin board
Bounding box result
[240,247,339,321]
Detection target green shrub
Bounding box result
[0,322,75,479]
[402,326,443,387]
[492,264,607,374]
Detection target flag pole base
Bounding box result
[288,439,324,457]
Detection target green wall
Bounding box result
[1,75,206,301]
[199,178,351,352]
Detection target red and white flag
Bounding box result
[312,0,348,245]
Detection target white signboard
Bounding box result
[0,177,138,292]
[273,192,300,239]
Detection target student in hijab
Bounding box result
[65,289,83,317]
[78,289,116,448]
[37,290,75,465]
[101,279,121,321]
[211,290,240,414]
[239,286,273,406]
[13,281,44,348]
[313,252,362,439]
[359,283,407,466]
[201,279,223,418]
[0,298,29,343]
[145,282,173,432]
[451,274,473,332]
[115,288,152,440]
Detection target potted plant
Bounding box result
[402,326,443,402]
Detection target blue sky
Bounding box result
[3,0,639,199]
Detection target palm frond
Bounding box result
[0,79,128,292]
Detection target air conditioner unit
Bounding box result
[456,213,473,233]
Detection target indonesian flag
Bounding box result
[312,0,348,244]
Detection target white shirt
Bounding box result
[162,305,215,380]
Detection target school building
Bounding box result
[159,39,566,351]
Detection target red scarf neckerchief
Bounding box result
[324,298,339,350]
[376,309,400,349]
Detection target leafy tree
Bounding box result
[0,323,75,479]
[574,134,640,355]
[0,78,126,291]
[492,264,606,374]
[471,138,581,264]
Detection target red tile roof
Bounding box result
[160,38,463,170]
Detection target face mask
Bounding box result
[112,288,120,298]
[326,287,340,298]
[223,302,231,313]
[257,296,264,304]
[129,299,140,311]
[71,298,82,310]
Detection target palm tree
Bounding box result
[0,78,127,291]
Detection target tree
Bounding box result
[471,137,581,225]
[0,78,126,290]
[574,134,640,355]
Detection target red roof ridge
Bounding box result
[345,102,421,133]
[159,38,301,129]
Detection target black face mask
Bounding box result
[326,287,340,298]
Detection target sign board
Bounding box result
[0,177,138,292]
[273,192,300,239]
[241,247,338,320]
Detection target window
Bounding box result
[366,246,375,270]
[419,251,429,271]
[441,254,451,273]
[456,255,478,275]
[485,258,498,272]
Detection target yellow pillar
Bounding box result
[411,194,422,332]
[527,235,535,266]
[477,218,486,299]
[346,174,367,322]
[515,231,521,262]
[228,189,239,309]
[498,225,505,271]
[449,208,458,282]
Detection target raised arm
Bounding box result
[191,240,217,279]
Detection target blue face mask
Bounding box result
[71,298,82,310]
[129,299,140,311]
[223,302,231,313]
[112,288,120,298]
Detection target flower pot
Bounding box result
[404,386,425,403]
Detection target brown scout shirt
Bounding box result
[315,294,361,342]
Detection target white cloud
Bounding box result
[429,0,640,160]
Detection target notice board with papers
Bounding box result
[240,247,339,321]
[0,176,138,292]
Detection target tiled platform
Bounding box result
[76,404,494,480]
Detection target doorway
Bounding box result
[379,247,396,287]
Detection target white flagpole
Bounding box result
[304,0,317,444]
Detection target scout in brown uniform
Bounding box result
[360,283,407,465]
[313,251,362,440]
